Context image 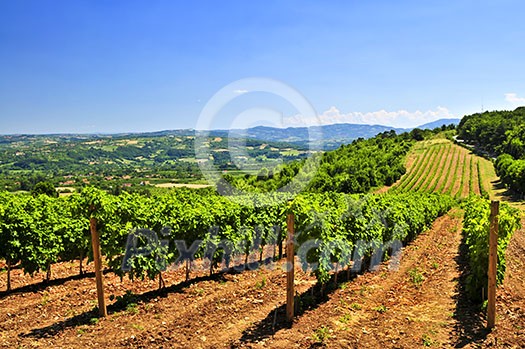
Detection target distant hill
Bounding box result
[1,118,460,151]
[220,118,459,150]
[223,124,404,150]
[416,118,460,130]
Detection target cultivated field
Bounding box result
[390,138,496,198]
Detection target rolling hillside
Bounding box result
[389,137,497,198]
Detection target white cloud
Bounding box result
[233,89,249,94]
[284,106,454,129]
[505,93,525,104]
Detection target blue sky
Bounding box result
[1,0,525,134]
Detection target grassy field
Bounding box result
[390,137,497,199]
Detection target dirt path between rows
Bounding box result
[245,209,482,348]
[0,254,319,348]
[1,208,524,348]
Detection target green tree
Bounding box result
[31,181,58,197]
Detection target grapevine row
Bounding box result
[462,196,521,301]
[391,145,433,192]
[392,140,491,199]
[0,188,455,291]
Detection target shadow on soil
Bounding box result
[18,236,495,345]
[20,271,231,339]
[0,269,113,299]
[19,257,280,339]
[452,234,489,347]
[235,231,496,347]
[492,180,525,205]
[234,268,356,348]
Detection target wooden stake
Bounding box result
[158,272,165,290]
[90,216,107,317]
[334,263,339,286]
[79,249,84,276]
[487,200,499,329]
[45,262,51,282]
[286,212,295,322]
[278,227,283,260]
[6,260,11,292]
[185,259,190,282]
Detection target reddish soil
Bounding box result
[1,210,524,348]
[0,255,318,349]
[247,209,480,348]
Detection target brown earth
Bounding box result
[2,206,524,348]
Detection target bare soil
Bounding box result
[2,206,524,348]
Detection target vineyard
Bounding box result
[390,138,497,198]
[0,135,525,348]
[462,196,521,301]
[5,0,525,346]
[0,188,454,291]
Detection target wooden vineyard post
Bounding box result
[286,211,295,322]
[6,260,11,292]
[487,200,499,329]
[90,214,107,317]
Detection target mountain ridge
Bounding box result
[1,118,460,150]
[218,118,460,149]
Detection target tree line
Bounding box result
[457,107,525,196]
